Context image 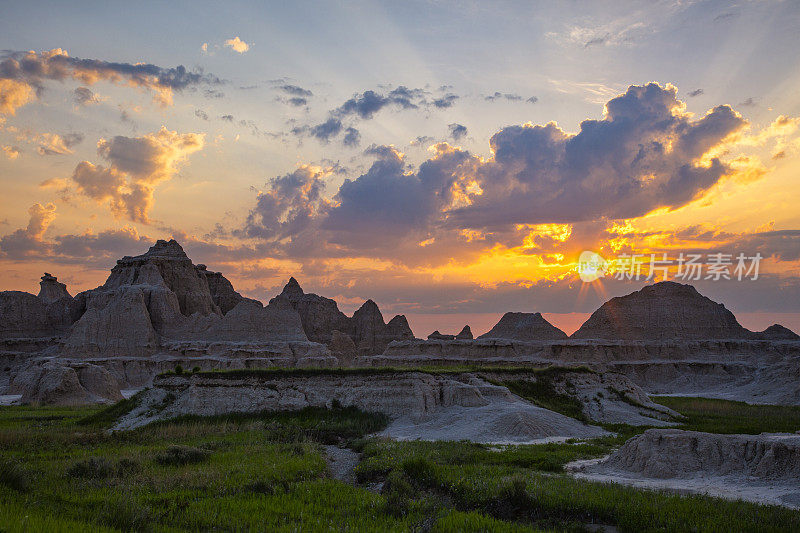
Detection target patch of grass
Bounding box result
[653,396,800,434]
[3,400,800,532]
[503,378,591,423]
[78,391,143,427]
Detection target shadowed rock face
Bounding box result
[63,240,309,357]
[269,279,415,355]
[478,312,568,341]
[571,281,750,341]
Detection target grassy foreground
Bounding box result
[2,399,800,532]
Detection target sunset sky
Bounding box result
[2,0,800,336]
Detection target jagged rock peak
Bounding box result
[38,272,71,304]
[456,325,473,340]
[357,299,381,313]
[282,277,304,297]
[478,312,568,341]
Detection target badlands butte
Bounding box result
[3,239,800,507]
[2,239,798,409]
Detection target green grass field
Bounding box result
[2,396,800,532]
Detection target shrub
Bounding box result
[67,457,138,479]
[174,365,183,375]
[0,459,30,491]
[191,366,200,373]
[68,457,115,479]
[382,470,415,517]
[155,445,210,466]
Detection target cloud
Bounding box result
[240,165,330,241]
[451,83,747,228]
[194,109,208,120]
[739,97,757,107]
[0,48,221,113]
[343,127,361,147]
[448,123,468,140]
[224,37,251,54]
[2,145,20,159]
[687,88,704,97]
[36,132,83,156]
[73,86,101,106]
[0,78,35,115]
[279,84,313,97]
[0,203,56,257]
[238,83,755,263]
[51,127,204,223]
[432,93,458,108]
[201,43,209,54]
[335,86,426,119]
[548,21,649,49]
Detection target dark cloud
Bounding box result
[448,123,468,140]
[307,118,344,142]
[343,127,361,147]
[687,88,704,97]
[279,84,313,97]
[485,92,537,104]
[194,109,209,120]
[432,93,459,108]
[286,97,308,106]
[73,86,100,106]
[239,166,329,241]
[220,114,234,122]
[335,86,426,119]
[739,97,757,107]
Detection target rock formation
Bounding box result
[571,281,751,340]
[427,326,473,341]
[9,360,122,405]
[755,324,800,340]
[456,325,473,340]
[269,278,415,355]
[478,312,568,341]
[428,330,455,340]
[589,429,800,481]
[37,273,71,304]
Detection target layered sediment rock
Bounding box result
[571,281,750,340]
[479,312,568,341]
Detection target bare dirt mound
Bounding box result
[570,428,800,509]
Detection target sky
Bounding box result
[2,0,800,336]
